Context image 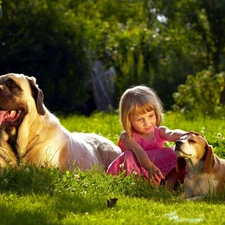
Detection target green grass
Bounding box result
[0,112,225,225]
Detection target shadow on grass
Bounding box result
[1,164,225,222]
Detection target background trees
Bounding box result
[0,0,224,115]
[0,0,91,114]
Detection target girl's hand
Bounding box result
[147,165,165,186]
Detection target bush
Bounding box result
[172,68,225,116]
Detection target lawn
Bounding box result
[0,112,225,225]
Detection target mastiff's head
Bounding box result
[0,73,45,129]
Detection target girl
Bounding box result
[107,85,186,190]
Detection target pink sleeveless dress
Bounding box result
[107,127,185,182]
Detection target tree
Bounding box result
[0,0,91,114]
[1,0,225,114]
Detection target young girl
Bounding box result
[107,85,187,190]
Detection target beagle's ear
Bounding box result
[27,76,46,115]
[204,144,215,173]
[176,157,186,173]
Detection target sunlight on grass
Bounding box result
[59,112,122,144]
[1,166,225,225]
[0,112,225,224]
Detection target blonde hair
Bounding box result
[119,85,164,138]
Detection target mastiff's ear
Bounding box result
[27,76,46,115]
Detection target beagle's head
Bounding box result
[175,133,214,174]
[175,133,207,160]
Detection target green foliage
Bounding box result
[0,0,90,114]
[1,0,225,114]
[172,68,225,116]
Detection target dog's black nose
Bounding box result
[175,140,182,146]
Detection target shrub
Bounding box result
[172,68,225,116]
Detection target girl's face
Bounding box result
[130,110,157,135]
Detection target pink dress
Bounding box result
[107,127,185,182]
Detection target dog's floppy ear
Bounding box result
[27,76,46,115]
[204,144,215,173]
[176,157,186,173]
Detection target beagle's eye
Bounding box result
[188,139,196,144]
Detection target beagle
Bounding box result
[175,133,225,200]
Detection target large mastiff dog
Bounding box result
[0,73,121,171]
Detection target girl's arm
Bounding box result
[159,126,186,142]
[120,131,165,184]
